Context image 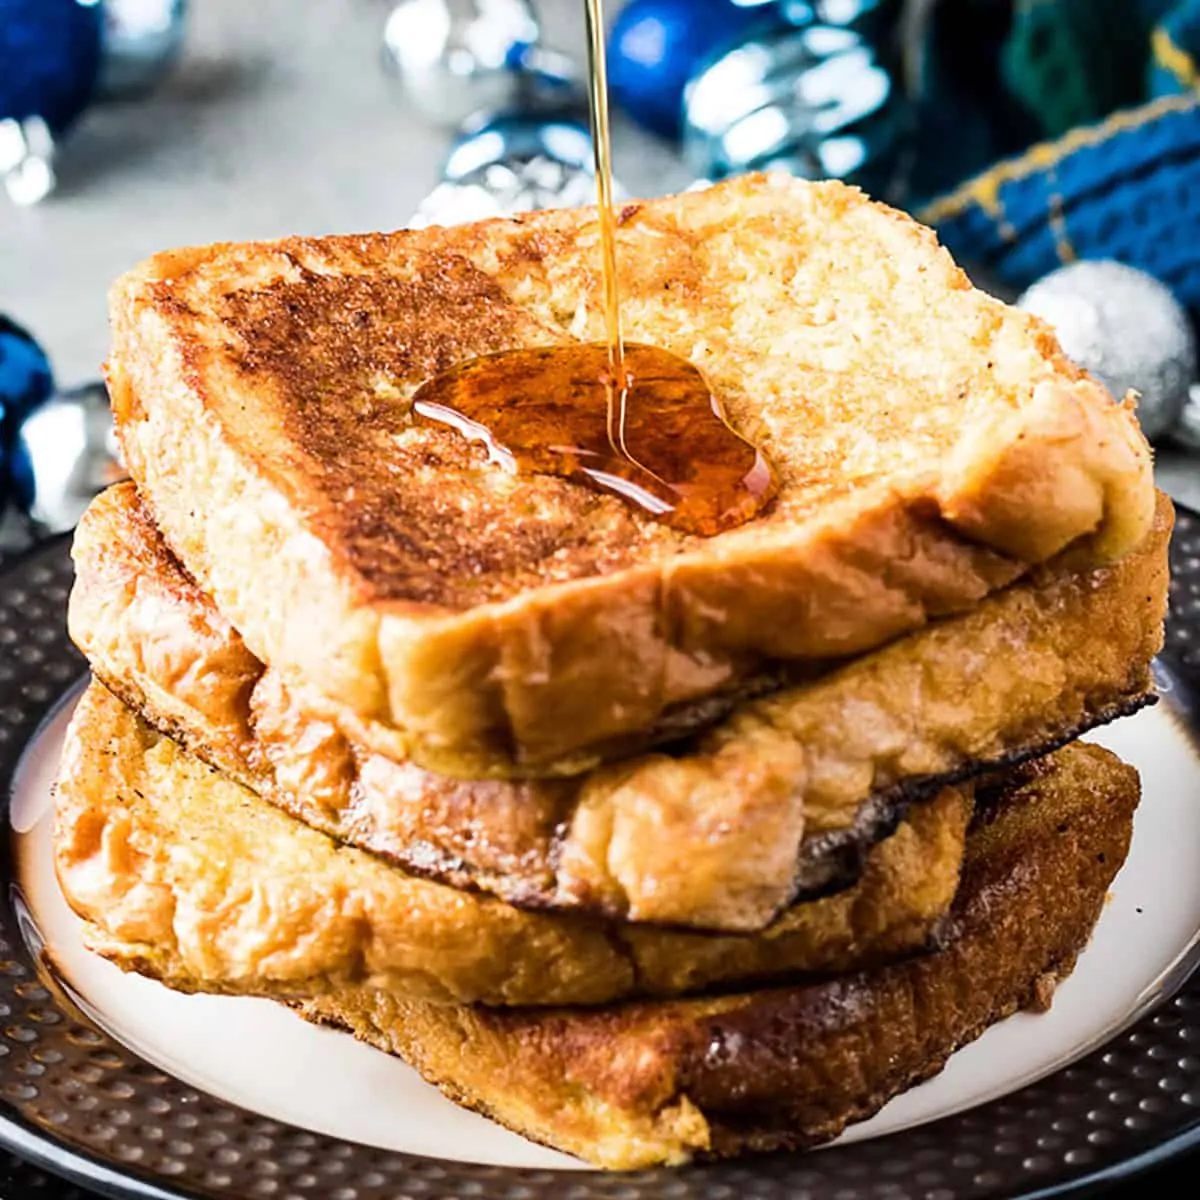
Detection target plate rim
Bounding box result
[1,524,1199,1200]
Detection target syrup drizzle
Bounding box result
[413,343,776,537]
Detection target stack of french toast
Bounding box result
[56,174,1170,1169]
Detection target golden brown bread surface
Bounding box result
[298,743,1138,1169]
[107,173,1155,775]
[68,482,1169,929]
[55,683,972,1007]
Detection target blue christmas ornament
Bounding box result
[0,0,104,203]
[607,0,777,140]
[0,0,104,135]
[0,316,55,447]
[0,315,54,525]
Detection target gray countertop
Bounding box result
[1,0,1195,508]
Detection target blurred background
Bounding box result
[1,0,1199,548]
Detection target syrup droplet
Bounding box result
[412,342,777,537]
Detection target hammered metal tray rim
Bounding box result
[0,1108,189,1200]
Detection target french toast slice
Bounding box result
[55,682,972,1008]
[68,483,1168,930]
[107,173,1154,775]
[297,743,1139,1169]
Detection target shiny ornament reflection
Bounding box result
[683,1,909,201]
[11,382,124,535]
[384,0,553,127]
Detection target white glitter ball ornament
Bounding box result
[1018,260,1197,442]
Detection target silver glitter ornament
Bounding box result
[98,0,188,99]
[411,110,613,226]
[1018,261,1197,443]
[11,381,125,535]
[384,0,571,128]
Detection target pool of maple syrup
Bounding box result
[413,343,776,536]
[412,0,777,536]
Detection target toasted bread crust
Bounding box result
[297,743,1138,1168]
[107,174,1155,773]
[69,484,1169,929]
[55,683,974,1007]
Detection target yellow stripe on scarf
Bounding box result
[1152,26,1200,91]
